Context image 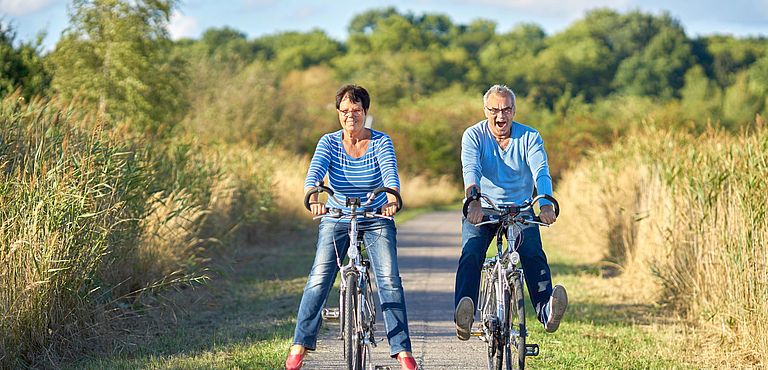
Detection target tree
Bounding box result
[747,51,768,105]
[0,23,50,99]
[723,71,762,126]
[695,35,768,88]
[49,0,188,138]
[680,65,722,123]
[613,23,694,99]
[253,30,343,72]
[478,23,545,91]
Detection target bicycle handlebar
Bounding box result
[462,189,560,224]
[304,180,403,213]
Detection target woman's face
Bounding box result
[337,96,366,135]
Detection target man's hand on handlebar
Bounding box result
[539,204,557,225]
[467,199,483,225]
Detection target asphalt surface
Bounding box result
[303,210,489,369]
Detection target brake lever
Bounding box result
[366,213,394,221]
[313,208,343,220]
[518,218,550,227]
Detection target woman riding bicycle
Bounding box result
[285,84,417,370]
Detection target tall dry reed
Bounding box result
[551,117,768,366]
[0,96,240,367]
[0,96,151,366]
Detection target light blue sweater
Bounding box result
[461,120,553,207]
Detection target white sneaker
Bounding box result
[455,297,474,341]
[544,284,568,333]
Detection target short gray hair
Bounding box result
[483,84,516,110]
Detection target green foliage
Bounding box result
[49,0,188,138]
[164,7,768,183]
[722,72,763,126]
[695,35,768,88]
[477,24,545,93]
[680,65,722,124]
[613,25,694,98]
[253,30,343,72]
[0,24,51,99]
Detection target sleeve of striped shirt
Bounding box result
[376,134,400,190]
[304,134,332,188]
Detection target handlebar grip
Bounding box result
[371,187,403,212]
[303,181,335,211]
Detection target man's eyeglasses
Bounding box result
[338,108,364,116]
[485,106,514,116]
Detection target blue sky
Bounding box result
[2,0,767,51]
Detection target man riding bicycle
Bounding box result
[454,84,568,341]
[285,84,416,370]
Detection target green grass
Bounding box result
[524,234,694,369]
[67,228,318,370]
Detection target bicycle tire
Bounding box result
[343,273,361,370]
[507,272,526,370]
[359,274,374,370]
[482,270,504,370]
[490,287,508,370]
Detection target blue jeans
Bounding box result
[292,217,412,357]
[454,216,553,323]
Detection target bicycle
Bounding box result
[304,181,403,370]
[463,189,560,370]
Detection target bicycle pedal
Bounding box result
[470,327,483,336]
[321,307,340,320]
[525,343,539,356]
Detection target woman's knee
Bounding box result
[376,275,403,291]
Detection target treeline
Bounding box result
[156,7,768,178]
[4,6,768,177]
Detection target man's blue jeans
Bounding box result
[454,216,553,323]
[292,217,412,356]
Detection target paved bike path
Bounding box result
[303,210,487,369]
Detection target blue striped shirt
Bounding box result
[305,129,400,213]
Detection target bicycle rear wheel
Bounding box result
[343,273,362,370]
[506,272,526,370]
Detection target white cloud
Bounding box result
[167,10,198,40]
[0,0,57,16]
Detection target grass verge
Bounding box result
[67,226,316,370]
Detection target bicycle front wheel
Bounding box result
[343,273,362,370]
[506,273,526,370]
[481,272,504,370]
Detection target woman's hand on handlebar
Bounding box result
[539,204,557,224]
[305,188,327,216]
[381,192,399,217]
[310,202,327,216]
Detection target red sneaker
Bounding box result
[397,355,418,370]
[285,353,304,370]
